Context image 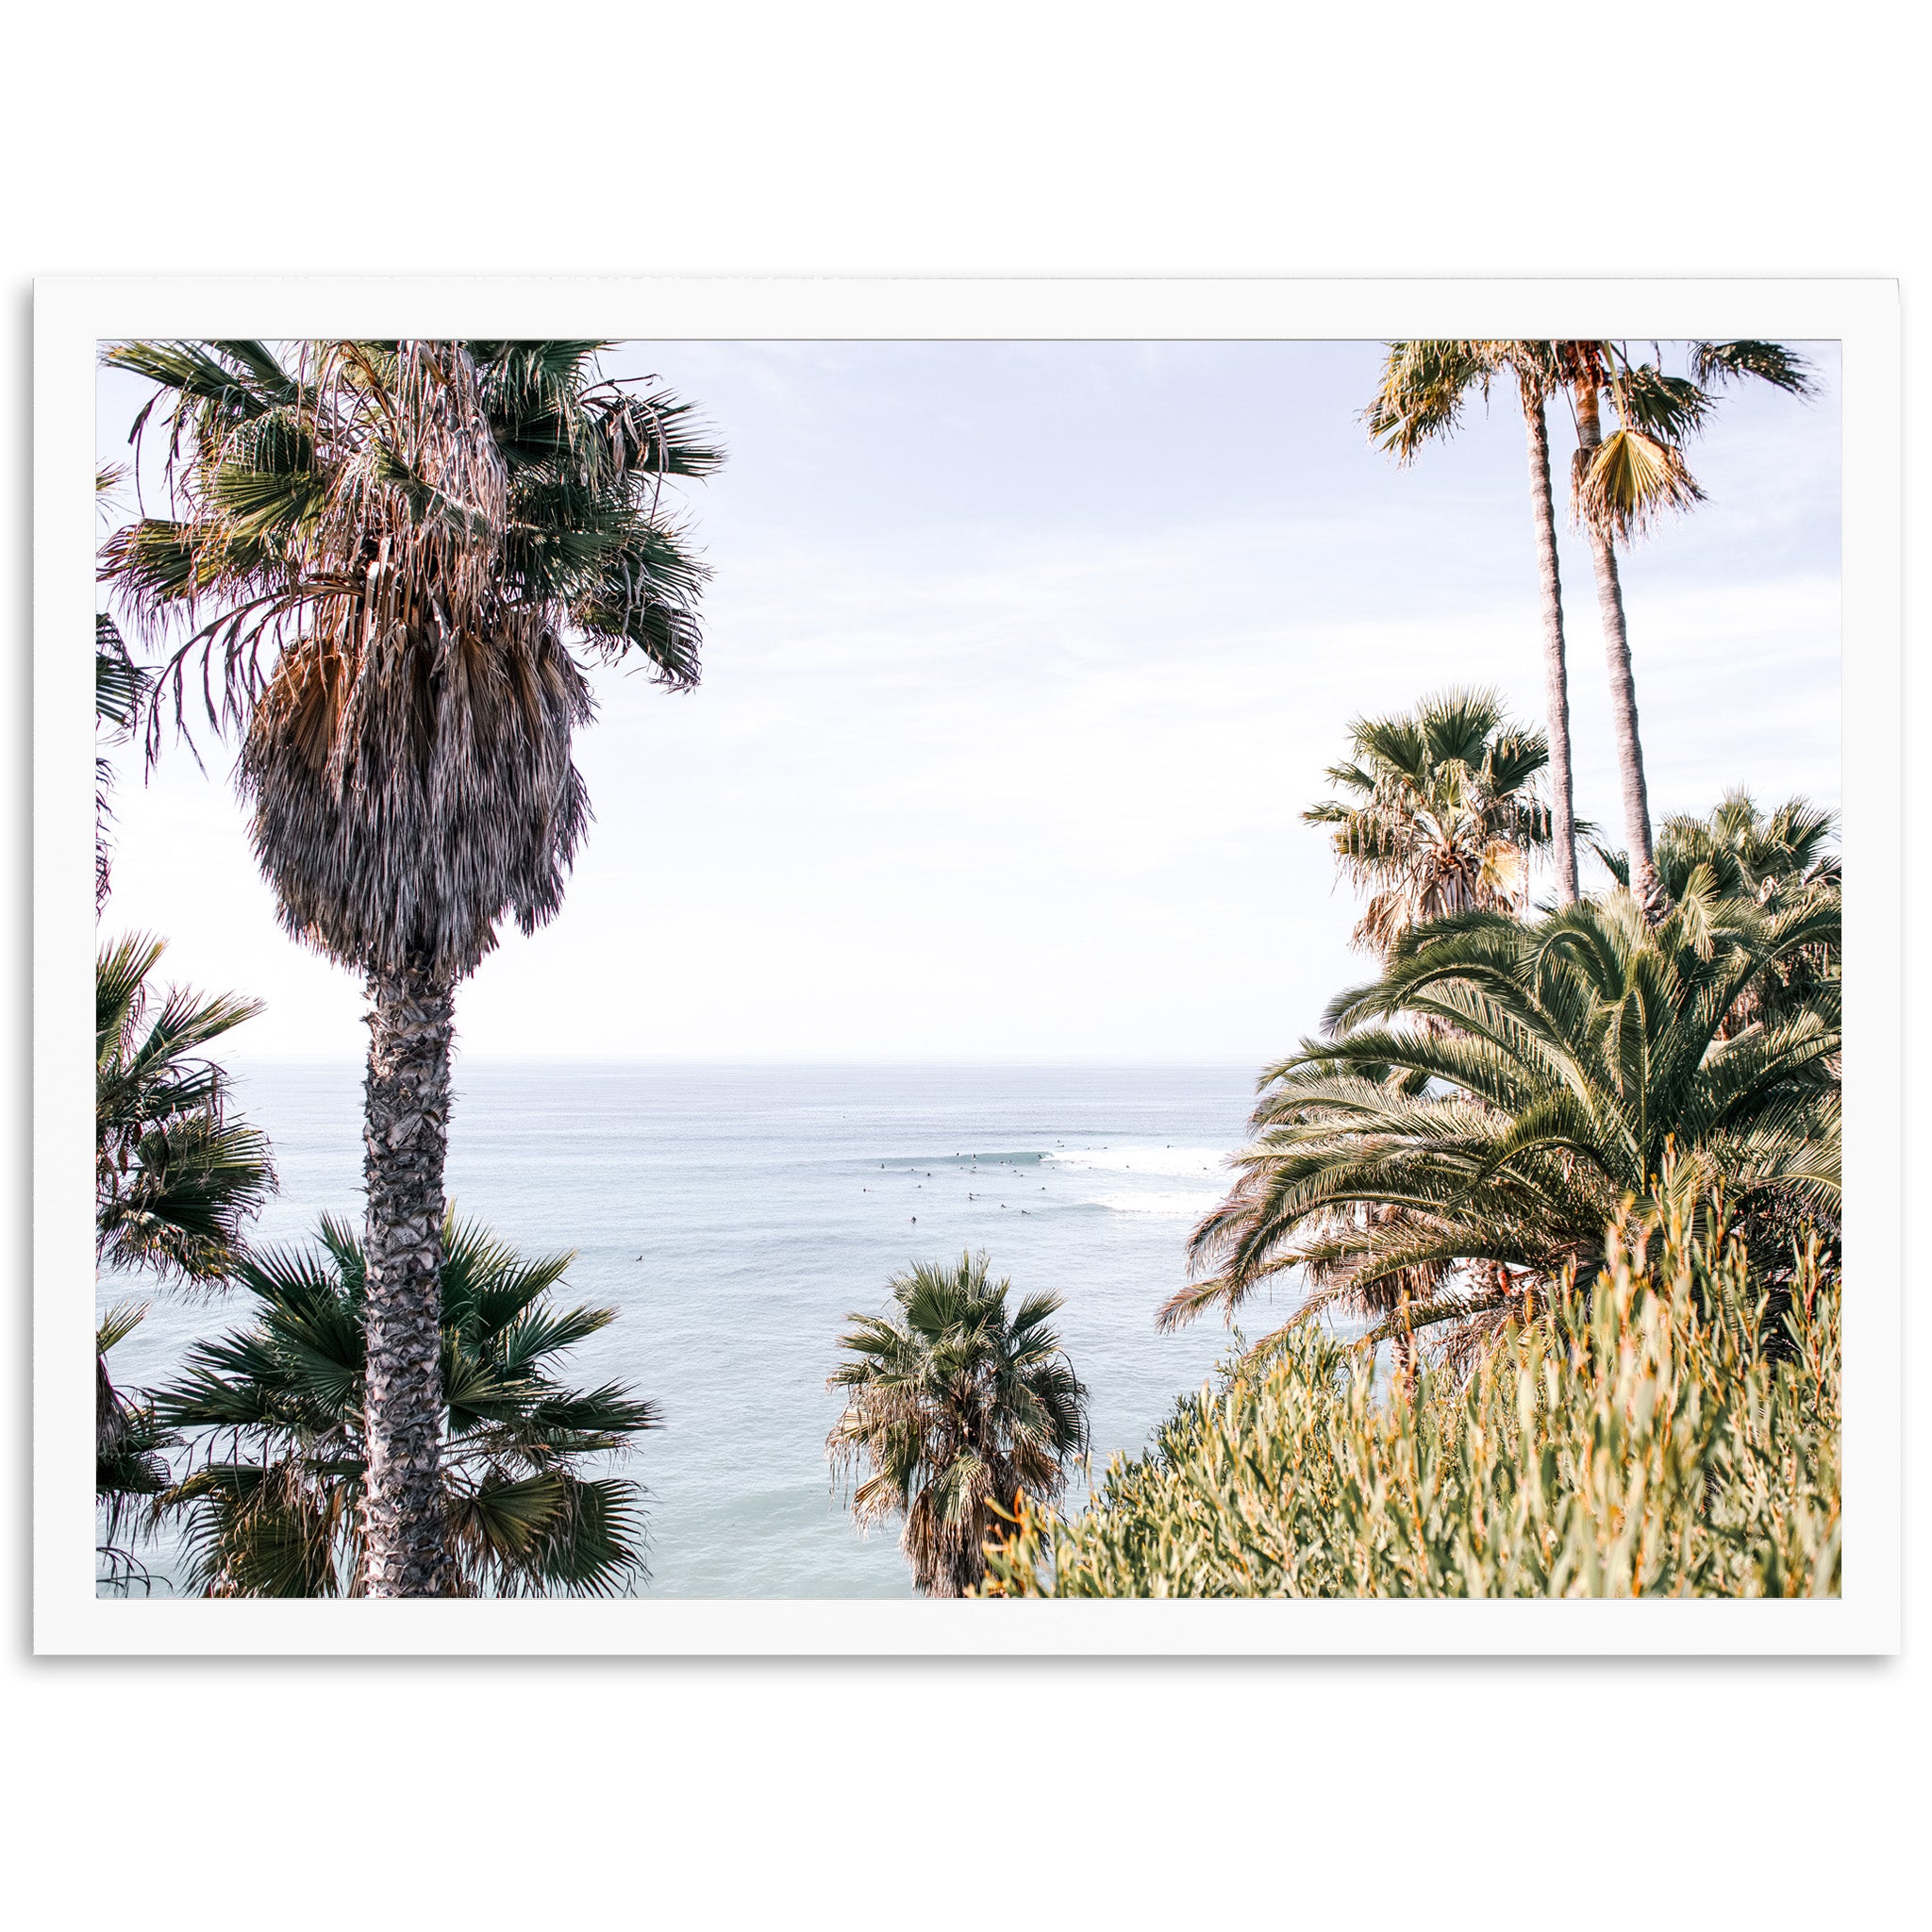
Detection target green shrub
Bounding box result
[982,1182,1840,1598]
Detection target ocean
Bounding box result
[98,1062,1264,1597]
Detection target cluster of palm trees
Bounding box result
[94,946,659,1594]
[1173,807,1840,1368]
[1162,335,1837,1380]
[96,340,718,1596]
[1364,339,1812,908]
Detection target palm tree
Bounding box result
[100,340,721,1594]
[96,934,273,1586]
[97,933,275,1282]
[1165,883,1840,1367]
[1301,687,1554,1384]
[828,1251,1089,1597]
[1367,341,1582,901]
[155,1211,658,1598]
[1654,788,1840,903]
[95,617,146,911]
[1304,686,1552,954]
[1653,790,1840,1041]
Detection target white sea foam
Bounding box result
[1043,1144,1232,1179]
[1092,1190,1211,1218]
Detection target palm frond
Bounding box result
[1175,885,1840,1354]
[1690,341,1815,396]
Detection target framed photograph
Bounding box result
[36,276,1899,1654]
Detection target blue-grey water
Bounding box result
[99,1063,1261,1597]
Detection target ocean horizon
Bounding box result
[100,1061,1274,1598]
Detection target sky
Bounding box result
[93,339,1841,1066]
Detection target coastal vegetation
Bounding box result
[984,334,1842,1597]
[984,1175,1840,1598]
[1087,679,1843,1592]
[828,1251,1089,1596]
[153,1213,658,1597]
[99,340,719,1595]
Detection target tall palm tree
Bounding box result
[100,340,720,1595]
[1557,340,1813,910]
[1367,341,1582,901]
[828,1252,1089,1597]
[155,1212,659,1598]
[1166,882,1840,1367]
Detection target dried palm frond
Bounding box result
[1571,425,1705,541]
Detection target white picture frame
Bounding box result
[37,275,1900,1656]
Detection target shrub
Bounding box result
[982,1183,1839,1599]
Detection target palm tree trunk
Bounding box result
[1389,1325,1419,1401]
[359,958,454,1597]
[1574,381,1660,909]
[1521,379,1578,904]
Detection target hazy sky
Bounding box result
[94,339,1840,1065]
